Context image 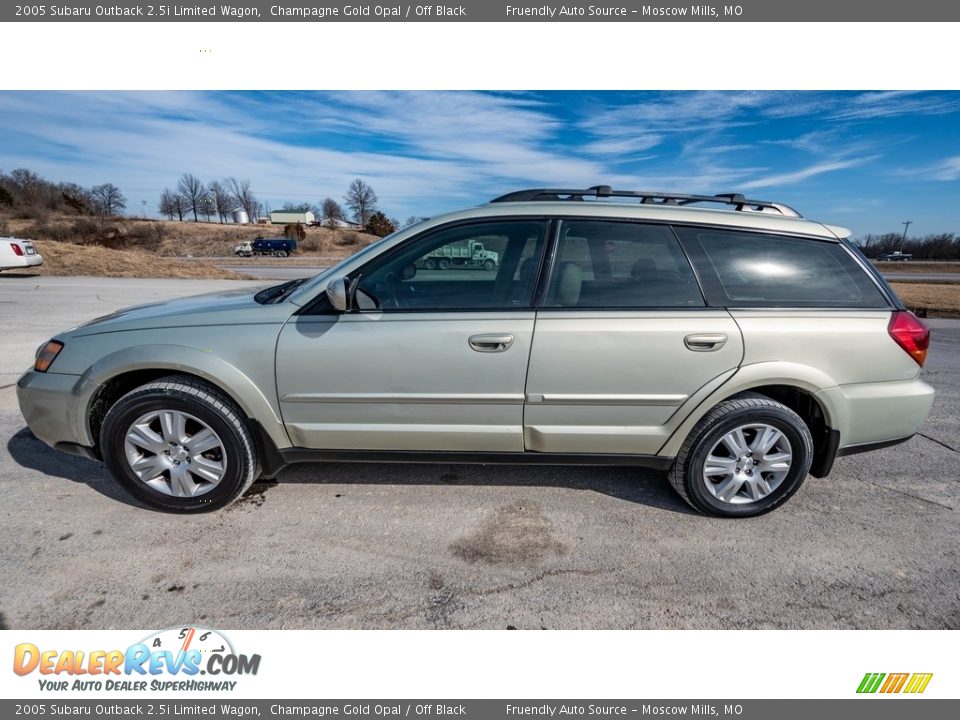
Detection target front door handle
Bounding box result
[684,333,728,352]
[469,334,515,353]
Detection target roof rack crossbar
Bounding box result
[490,186,801,217]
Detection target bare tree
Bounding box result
[198,193,216,222]
[208,180,233,223]
[281,202,314,213]
[321,197,345,229]
[344,178,378,228]
[158,188,179,220]
[7,168,47,206]
[226,177,258,222]
[90,183,126,216]
[58,182,92,214]
[177,173,206,222]
[173,194,188,222]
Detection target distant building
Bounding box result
[321,218,362,229]
[270,210,315,225]
[231,208,250,224]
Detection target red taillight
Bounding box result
[888,310,930,367]
[11,243,24,256]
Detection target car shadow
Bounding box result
[0,272,42,278]
[6,427,144,507]
[7,426,694,515]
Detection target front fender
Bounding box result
[73,344,290,450]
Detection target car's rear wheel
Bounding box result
[667,394,813,517]
[100,375,258,512]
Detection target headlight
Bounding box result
[34,340,64,372]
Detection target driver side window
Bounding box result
[354,220,548,311]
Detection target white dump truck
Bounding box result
[418,240,498,270]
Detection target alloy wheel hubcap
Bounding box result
[123,410,227,497]
[702,423,793,505]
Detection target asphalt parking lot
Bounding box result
[1,274,957,630]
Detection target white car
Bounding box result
[0,237,43,271]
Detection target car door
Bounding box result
[276,219,549,452]
[524,219,744,456]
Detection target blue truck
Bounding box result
[234,237,298,257]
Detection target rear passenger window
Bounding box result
[544,221,704,308]
[676,228,889,308]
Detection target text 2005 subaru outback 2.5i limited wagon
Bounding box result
[18,187,935,516]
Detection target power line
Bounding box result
[899,220,912,252]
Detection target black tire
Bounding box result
[100,375,259,512]
[482,259,496,271]
[424,258,437,271]
[667,394,813,518]
[438,258,451,270]
[277,250,288,258]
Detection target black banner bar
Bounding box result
[4,1,960,22]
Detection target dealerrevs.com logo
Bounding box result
[13,627,261,693]
[857,672,933,694]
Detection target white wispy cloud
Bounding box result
[901,156,960,181]
[0,91,612,214]
[740,157,876,191]
[0,90,956,232]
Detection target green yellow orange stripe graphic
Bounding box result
[857,672,933,694]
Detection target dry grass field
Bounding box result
[5,217,379,259]
[873,261,960,274]
[889,282,960,317]
[29,240,250,280]
[2,216,382,279]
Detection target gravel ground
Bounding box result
[0,275,957,630]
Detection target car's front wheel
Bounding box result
[100,375,259,512]
[667,394,813,517]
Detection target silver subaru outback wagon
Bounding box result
[17,187,935,517]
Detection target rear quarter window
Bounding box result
[675,227,890,308]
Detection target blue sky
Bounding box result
[0,90,958,235]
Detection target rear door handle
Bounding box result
[684,333,728,351]
[469,334,515,353]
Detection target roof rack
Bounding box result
[489,185,802,218]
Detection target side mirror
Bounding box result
[325,276,349,312]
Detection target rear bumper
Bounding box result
[1,253,43,269]
[818,377,935,451]
[16,370,87,451]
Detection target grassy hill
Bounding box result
[2,216,381,279]
[6,216,381,259]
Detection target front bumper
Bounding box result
[16,370,88,451]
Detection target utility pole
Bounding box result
[899,220,912,252]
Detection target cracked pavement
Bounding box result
[1,276,958,629]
